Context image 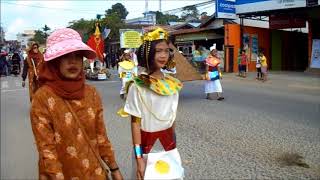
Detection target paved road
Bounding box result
[1,72,320,179]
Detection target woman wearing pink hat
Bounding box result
[30,28,123,180]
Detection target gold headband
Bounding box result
[143,28,168,42]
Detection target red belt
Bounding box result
[141,127,176,154]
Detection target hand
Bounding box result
[111,170,123,180]
[22,81,25,87]
[136,158,145,179]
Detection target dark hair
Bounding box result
[137,39,171,74]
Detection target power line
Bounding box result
[2,2,102,15]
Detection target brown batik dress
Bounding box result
[30,85,116,180]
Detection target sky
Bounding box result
[1,0,215,40]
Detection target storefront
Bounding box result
[233,0,320,72]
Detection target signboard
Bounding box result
[215,0,237,19]
[269,15,306,29]
[119,29,143,48]
[251,34,258,61]
[236,0,306,14]
[307,0,319,6]
[310,39,320,69]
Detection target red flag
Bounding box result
[87,22,104,62]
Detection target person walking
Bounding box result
[0,50,8,76]
[22,42,44,101]
[124,28,184,179]
[240,50,248,78]
[30,28,123,180]
[260,52,268,82]
[204,45,224,101]
[256,54,262,80]
[11,52,22,75]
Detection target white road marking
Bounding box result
[1,81,9,89]
[1,88,25,93]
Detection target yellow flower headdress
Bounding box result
[143,28,169,42]
[141,28,171,71]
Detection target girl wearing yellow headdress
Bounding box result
[118,49,136,99]
[123,28,184,179]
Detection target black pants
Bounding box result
[257,67,262,78]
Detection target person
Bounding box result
[0,50,8,76]
[237,49,242,77]
[11,52,22,75]
[124,28,184,179]
[240,50,248,78]
[118,49,136,99]
[204,45,224,101]
[30,28,123,180]
[256,54,262,80]
[260,52,268,82]
[22,42,44,102]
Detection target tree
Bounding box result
[200,12,210,23]
[180,5,199,21]
[102,12,125,40]
[30,30,46,45]
[106,3,128,20]
[68,18,96,42]
[155,11,180,25]
[42,24,51,39]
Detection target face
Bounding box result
[124,53,131,60]
[154,41,170,70]
[58,52,83,79]
[32,45,39,53]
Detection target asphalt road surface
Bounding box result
[1,72,320,179]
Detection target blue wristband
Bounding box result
[134,144,143,158]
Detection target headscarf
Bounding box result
[38,60,85,100]
[27,43,43,65]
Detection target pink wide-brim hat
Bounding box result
[44,28,96,61]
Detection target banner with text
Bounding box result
[119,29,143,48]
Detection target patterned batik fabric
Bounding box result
[31,84,116,180]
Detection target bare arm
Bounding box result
[131,116,145,179]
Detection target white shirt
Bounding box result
[124,83,179,132]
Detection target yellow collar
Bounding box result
[119,60,135,70]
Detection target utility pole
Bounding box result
[159,0,162,12]
[145,0,148,13]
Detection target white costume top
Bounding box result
[124,83,179,132]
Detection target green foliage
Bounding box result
[102,12,125,40]
[155,11,180,25]
[105,3,128,20]
[30,30,46,45]
[68,18,96,42]
[42,24,51,39]
[180,5,199,21]
[68,3,129,41]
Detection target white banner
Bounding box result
[236,0,306,14]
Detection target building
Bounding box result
[125,11,157,26]
[16,30,35,49]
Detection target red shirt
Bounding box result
[241,54,247,65]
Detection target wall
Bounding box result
[271,30,282,70]
[224,24,271,72]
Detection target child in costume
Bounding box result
[124,28,184,179]
[118,49,137,99]
[204,45,224,100]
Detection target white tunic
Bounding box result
[124,83,179,132]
